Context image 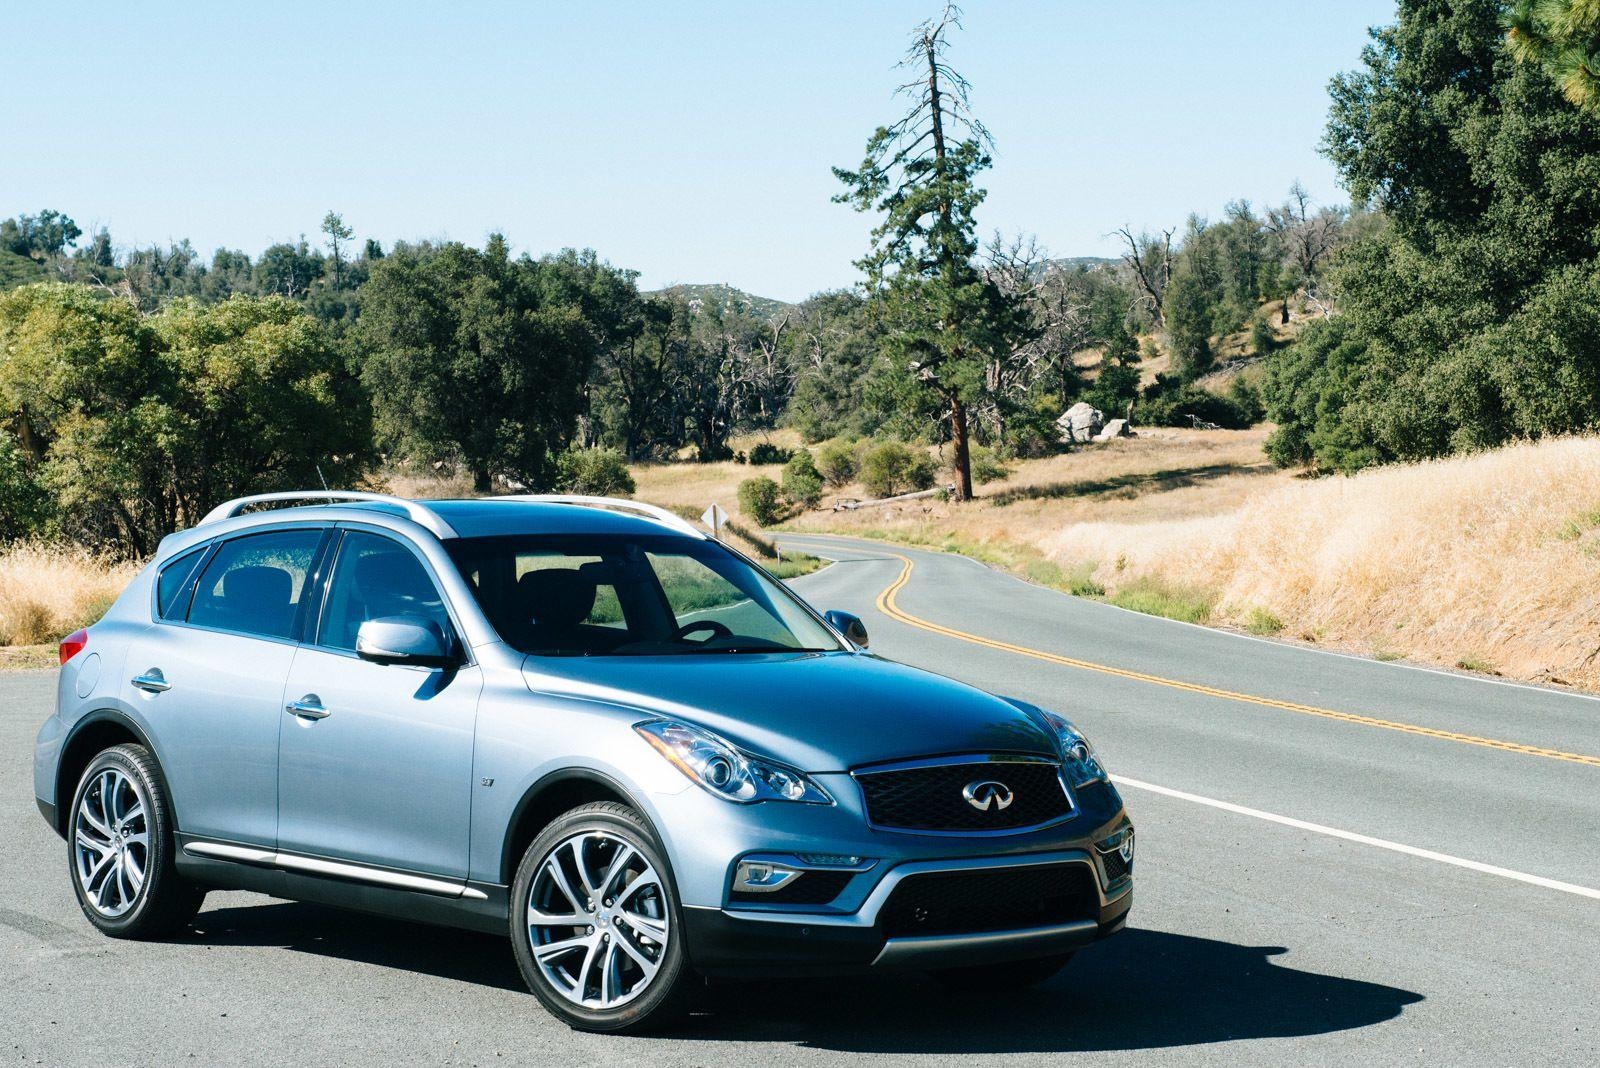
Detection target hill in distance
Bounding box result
[648,283,793,321]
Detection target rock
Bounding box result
[1058,402,1104,443]
[1093,418,1134,443]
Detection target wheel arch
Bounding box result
[55,711,167,837]
[500,767,662,887]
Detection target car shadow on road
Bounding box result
[684,927,1424,1054]
[186,901,527,993]
[183,905,1421,1054]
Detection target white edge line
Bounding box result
[777,533,1600,705]
[1114,775,1600,902]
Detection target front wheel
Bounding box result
[68,744,206,938]
[509,801,692,1033]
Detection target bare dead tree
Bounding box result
[1267,180,1348,321]
[1115,225,1174,329]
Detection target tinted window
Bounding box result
[318,531,452,652]
[447,533,840,657]
[156,546,208,620]
[186,529,324,640]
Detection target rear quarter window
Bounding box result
[155,546,209,620]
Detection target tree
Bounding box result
[834,4,1023,500]
[359,238,597,492]
[1266,181,1348,319]
[1506,0,1600,111]
[321,211,354,289]
[0,284,371,553]
[1114,226,1174,328]
[0,210,82,262]
[1266,0,1600,469]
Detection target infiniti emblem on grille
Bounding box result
[962,780,1014,812]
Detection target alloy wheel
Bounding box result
[73,766,149,918]
[525,830,671,1009]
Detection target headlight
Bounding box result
[1039,710,1110,788]
[634,720,832,805]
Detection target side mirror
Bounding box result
[356,616,457,668]
[824,610,869,649]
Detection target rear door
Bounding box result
[120,526,328,846]
[276,528,481,879]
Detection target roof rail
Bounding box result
[198,491,458,538]
[493,495,705,538]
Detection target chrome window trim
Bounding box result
[715,850,1112,929]
[850,752,1078,837]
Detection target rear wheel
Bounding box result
[68,744,205,938]
[927,952,1074,991]
[509,802,692,1033]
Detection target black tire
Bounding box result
[509,801,692,1034]
[927,951,1075,991]
[67,744,206,939]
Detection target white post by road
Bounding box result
[701,502,727,541]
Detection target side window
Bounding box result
[186,529,325,640]
[318,531,453,652]
[155,546,208,621]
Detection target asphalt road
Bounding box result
[3,534,1596,1065]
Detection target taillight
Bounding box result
[59,629,88,665]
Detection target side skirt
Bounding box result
[176,836,509,936]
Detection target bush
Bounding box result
[556,447,635,496]
[968,444,1011,485]
[781,449,824,508]
[815,439,859,487]
[748,442,794,466]
[737,477,785,526]
[860,440,939,498]
[1134,377,1256,430]
[1250,318,1275,356]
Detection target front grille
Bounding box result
[855,758,1071,832]
[729,869,854,906]
[878,864,1097,938]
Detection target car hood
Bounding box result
[521,651,1057,772]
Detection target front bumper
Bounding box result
[684,849,1133,978]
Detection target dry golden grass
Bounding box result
[1046,435,1600,688]
[0,545,139,652]
[787,428,1286,544]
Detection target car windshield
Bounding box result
[445,533,843,656]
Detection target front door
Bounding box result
[276,529,481,879]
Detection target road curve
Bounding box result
[780,533,1599,1064]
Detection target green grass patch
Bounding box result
[1455,654,1498,675]
[1372,648,1405,662]
[1105,577,1215,624]
[767,552,824,580]
[1243,606,1285,635]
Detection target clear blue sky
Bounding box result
[3,1,1397,303]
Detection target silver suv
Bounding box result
[34,492,1134,1033]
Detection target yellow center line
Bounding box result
[862,548,1600,769]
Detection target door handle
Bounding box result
[285,695,330,720]
[131,669,171,694]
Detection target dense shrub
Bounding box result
[815,439,859,487]
[967,444,1011,485]
[1134,378,1257,430]
[737,476,785,526]
[556,447,635,496]
[748,442,794,466]
[781,449,824,508]
[860,440,939,498]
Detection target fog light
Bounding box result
[734,860,802,893]
[1118,830,1136,864]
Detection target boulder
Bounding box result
[1058,402,1104,443]
[1093,417,1134,443]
